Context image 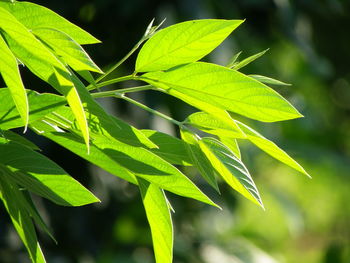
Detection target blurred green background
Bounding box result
[1,0,349,262]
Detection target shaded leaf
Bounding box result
[0,88,66,130]
[136,19,243,72]
[218,136,241,159]
[138,178,173,263]
[142,62,302,122]
[199,137,264,208]
[0,130,39,150]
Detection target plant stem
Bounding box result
[92,75,136,90]
[116,94,184,127]
[91,85,153,99]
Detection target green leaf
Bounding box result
[32,28,102,73]
[0,34,28,128]
[180,128,219,192]
[0,9,90,149]
[0,138,100,206]
[138,178,173,263]
[232,49,269,70]
[0,1,100,44]
[32,121,218,207]
[185,111,245,138]
[0,88,66,130]
[218,137,241,159]
[0,130,39,150]
[199,137,264,208]
[142,62,302,122]
[0,174,46,263]
[136,19,243,72]
[235,121,310,177]
[226,51,242,68]
[141,129,192,166]
[249,75,291,86]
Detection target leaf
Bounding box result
[0,138,100,206]
[0,88,66,130]
[180,128,219,192]
[0,130,39,150]
[31,120,218,207]
[141,62,302,122]
[138,178,173,263]
[226,51,242,68]
[141,129,192,166]
[0,10,90,149]
[185,111,245,138]
[218,137,241,159]
[136,19,244,72]
[232,49,269,70]
[0,34,28,128]
[0,1,100,44]
[32,28,102,73]
[199,137,264,208]
[235,121,310,177]
[0,174,46,263]
[249,75,291,86]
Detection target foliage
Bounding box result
[0,1,309,262]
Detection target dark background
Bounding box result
[1,0,349,262]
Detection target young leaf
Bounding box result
[0,34,28,128]
[226,51,242,68]
[235,121,310,177]
[32,28,103,73]
[142,129,193,166]
[141,62,302,122]
[0,175,46,263]
[199,137,264,208]
[249,75,291,86]
[232,49,269,70]
[0,88,66,130]
[0,1,100,44]
[180,128,219,192]
[138,178,173,263]
[0,139,100,206]
[136,19,244,72]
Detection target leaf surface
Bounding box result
[0,34,28,128]
[142,62,302,122]
[199,137,264,208]
[136,19,243,72]
[138,178,173,263]
[0,1,100,44]
[232,49,268,70]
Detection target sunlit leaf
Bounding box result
[235,121,310,177]
[142,62,302,122]
[226,51,242,68]
[0,138,100,206]
[32,28,102,73]
[136,19,243,72]
[232,49,268,70]
[0,34,28,128]
[0,1,100,44]
[199,137,264,208]
[0,88,66,130]
[218,136,241,159]
[138,178,173,263]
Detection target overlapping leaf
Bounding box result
[0,137,100,206]
[0,34,28,128]
[136,19,243,72]
[138,178,173,263]
[141,62,302,122]
[0,1,100,44]
[199,137,264,208]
